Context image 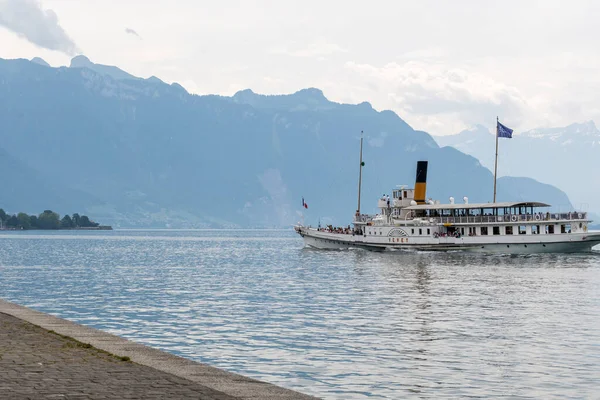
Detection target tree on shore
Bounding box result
[0,208,103,230]
[60,215,73,229]
[37,210,60,230]
[17,212,31,229]
[79,215,99,228]
[6,215,18,228]
[72,213,80,227]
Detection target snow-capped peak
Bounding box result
[523,121,599,140]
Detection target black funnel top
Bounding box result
[415,161,428,183]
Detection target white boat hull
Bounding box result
[297,227,600,254]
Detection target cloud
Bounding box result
[0,0,78,55]
[400,47,448,60]
[345,60,528,134]
[271,41,347,58]
[125,27,141,38]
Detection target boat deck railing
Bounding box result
[355,212,588,226]
[429,212,587,225]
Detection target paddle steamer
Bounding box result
[295,133,600,253]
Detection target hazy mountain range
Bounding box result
[435,123,600,216]
[0,56,576,228]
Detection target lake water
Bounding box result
[0,230,599,399]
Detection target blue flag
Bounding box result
[497,121,513,138]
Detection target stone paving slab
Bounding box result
[0,299,318,400]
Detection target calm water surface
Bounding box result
[0,230,599,399]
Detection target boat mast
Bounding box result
[357,131,364,215]
[493,116,499,203]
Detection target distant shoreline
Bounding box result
[0,226,112,231]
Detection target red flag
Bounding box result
[304,203,308,209]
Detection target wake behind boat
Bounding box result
[295,124,600,253]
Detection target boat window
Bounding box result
[565,224,571,233]
[561,224,566,233]
[579,223,583,229]
[419,228,422,235]
[461,227,465,235]
[532,225,539,235]
[411,228,414,234]
[493,226,500,235]
[427,228,430,235]
[519,225,526,235]
[547,225,555,234]
[481,226,488,235]
[505,226,513,235]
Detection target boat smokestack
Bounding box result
[414,161,428,204]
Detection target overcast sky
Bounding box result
[2,0,600,135]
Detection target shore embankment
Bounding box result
[0,299,317,400]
